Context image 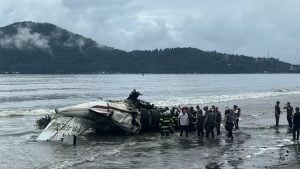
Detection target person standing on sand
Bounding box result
[233,105,241,129]
[205,110,216,138]
[170,107,178,131]
[275,101,281,127]
[159,111,172,137]
[188,106,197,131]
[178,107,189,137]
[196,106,204,137]
[224,106,230,116]
[293,107,300,140]
[203,106,209,118]
[215,107,222,135]
[225,109,234,139]
[203,106,209,135]
[211,105,216,113]
[284,102,294,128]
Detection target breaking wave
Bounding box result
[0,93,85,103]
[0,87,82,93]
[0,109,54,117]
[153,90,300,106]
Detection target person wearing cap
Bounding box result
[178,107,189,137]
[284,102,294,129]
[293,107,300,140]
[275,101,281,127]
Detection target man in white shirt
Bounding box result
[178,107,189,137]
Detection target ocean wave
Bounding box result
[0,87,82,93]
[0,109,54,117]
[0,93,87,103]
[152,90,300,106]
[0,131,40,137]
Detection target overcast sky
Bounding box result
[1,0,300,63]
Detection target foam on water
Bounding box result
[5,89,298,117]
[3,89,289,116]
[274,138,296,147]
[0,108,54,117]
[153,90,300,106]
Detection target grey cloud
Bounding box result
[0,27,49,49]
[62,0,130,9]
[63,35,86,48]
[49,26,89,49]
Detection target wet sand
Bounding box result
[1,74,300,169]
[68,94,300,169]
[61,127,300,169]
[2,98,300,169]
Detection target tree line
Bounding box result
[0,22,299,74]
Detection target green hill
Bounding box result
[0,21,298,74]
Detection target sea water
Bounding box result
[0,74,300,169]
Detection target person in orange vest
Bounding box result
[159,108,173,136]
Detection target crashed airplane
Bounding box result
[37,90,163,141]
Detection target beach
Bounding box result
[1,74,300,169]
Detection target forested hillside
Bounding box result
[0,21,298,74]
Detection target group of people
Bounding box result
[275,101,300,140]
[160,100,300,141]
[159,105,241,140]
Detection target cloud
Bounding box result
[0,26,49,49]
[0,0,300,63]
[63,35,86,49]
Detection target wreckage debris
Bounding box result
[206,162,220,169]
[36,114,52,129]
[36,90,164,141]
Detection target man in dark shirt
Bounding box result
[205,110,216,138]
[224,106,230,115]
[283,102,293,128]
[275,101,281,127]
[215,107,222,135]
[189,106,197,131]
[293,107,300,140]
[196,106,204,137]
[225,109,234,139]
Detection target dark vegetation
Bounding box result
[0,21,299,74]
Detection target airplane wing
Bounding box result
[37,116,93,141]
